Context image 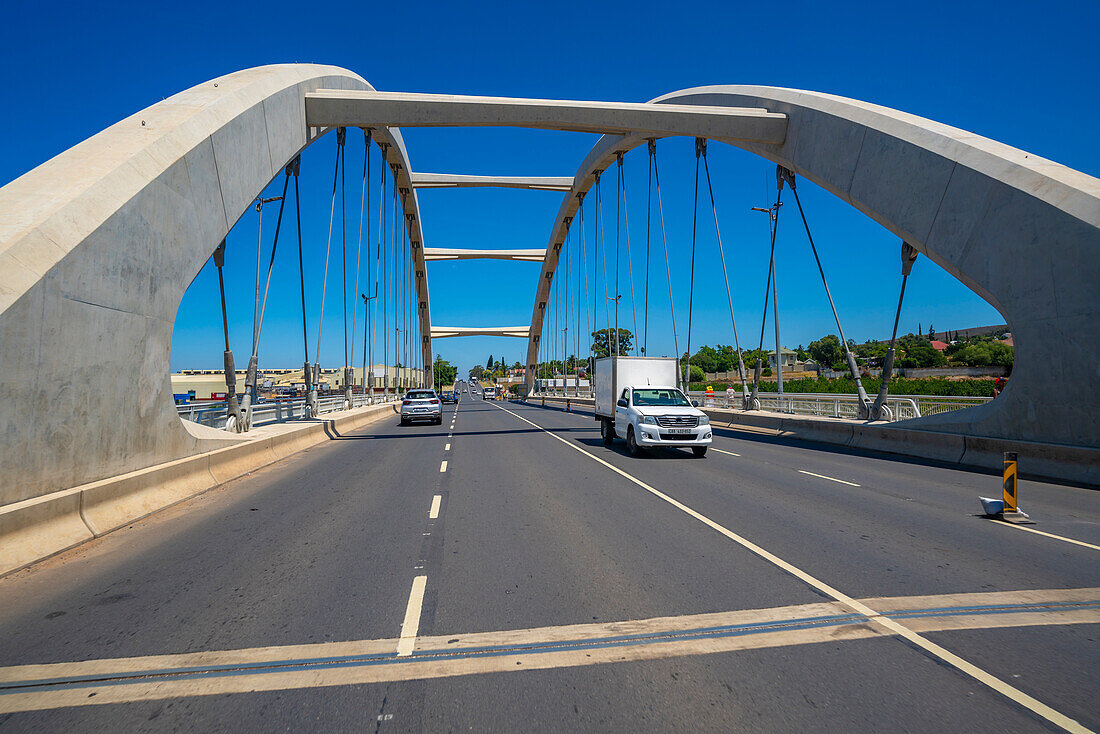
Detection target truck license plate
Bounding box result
[667,428,691,434]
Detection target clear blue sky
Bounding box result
[3,0,1097,380]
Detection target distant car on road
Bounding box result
[441,391,457,404]
[400,389,443,425]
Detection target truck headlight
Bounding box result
[642,416,657,425]
[698,416,710,425]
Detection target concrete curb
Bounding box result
[0,403,396,578]
[530,396,1099,488]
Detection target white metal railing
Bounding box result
[686,391,992,420]
[528,389,991,422]
[176,393,399,430]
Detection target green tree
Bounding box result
[953,342,1013,367]
[808,334,845,368]
[591,328,634,357]
[433,355,457,386]
[689,365,705,383]
[486,354,494,370]
[897,335,947,368]
[468,364,487,380]
[689,345,720,374]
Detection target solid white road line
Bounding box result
[429,495,441,519]
[799,469,861,487]
[397,575,427,656]
[712,448,741,457]
[990,520,1100,551]
[445,443,451,451]
[488,402,1088,734]
[440,460,448,473]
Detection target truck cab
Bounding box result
[593,357,711,457]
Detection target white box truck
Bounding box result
[593,356,712,457]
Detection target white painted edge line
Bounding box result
[488,402,1088,734]
[429,495,441,519]
[445,443,451,451]
[712,448,741,457]
[397,575,427,656]
[799,469,860,487]
[990,520,1100,551]
[440,460,448,473]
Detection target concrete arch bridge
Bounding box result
[1,63,1097,508]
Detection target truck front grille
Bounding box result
[656,415,698,428]
[659,433,697,441]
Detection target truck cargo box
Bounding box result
[594,356,680,418]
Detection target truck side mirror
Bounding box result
[617,398,628,408]
[691,400,699,407]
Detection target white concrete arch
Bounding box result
[524,86,1100,449]
[0,64,433,503]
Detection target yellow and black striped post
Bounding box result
[541,396,545,407]
[566,398,571,413]
[1002,451,1018,512]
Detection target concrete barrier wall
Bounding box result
[0,403,397,577]
[531,396,1099,488]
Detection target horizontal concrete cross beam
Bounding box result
[431,326,531,339]
[304,90,788,144]
[424,248,546,262]
[411,173,572,191]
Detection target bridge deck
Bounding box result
[0,396,1096,730]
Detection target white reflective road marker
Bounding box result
[991,520,1100,551]
[445,443,451,451]
[429,495,441,519]
[799,469,860,487]
[489,402,1089,734]
[440,460,448,473]
[712,448,741,457]
[397,575,427,656]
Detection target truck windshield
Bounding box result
[632,389,690,407]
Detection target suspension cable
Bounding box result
[252,173,289,351]
[652,141,680,373]
[564,220,570,389]
[341,127,348,377]
[787,176,871,411]
[618,152,639,355]
[684,138,702,390]
[212,239,241,429]
[644,140,654,356]
[291,157,313,408]
[871,242,919,419]
[595,171,612,355]
[357,129,372,394]
[700,140,749,399]
[315,128,344,382]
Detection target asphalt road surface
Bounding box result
[0,394,1096,732]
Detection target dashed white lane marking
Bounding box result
[489,402,1088,734]
[799,469,860,487]
[445,443,451,451]
[429,495,441,519]
[712,448,741,457]
[397,575,427,657]
[990,520,1100,551]
[439,460,448,473]
[447,433,452,438]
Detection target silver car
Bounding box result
[400,389,443,425]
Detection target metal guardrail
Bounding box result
[691,391,993,420]
[530,390,992,422]
[176,393,399,430]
